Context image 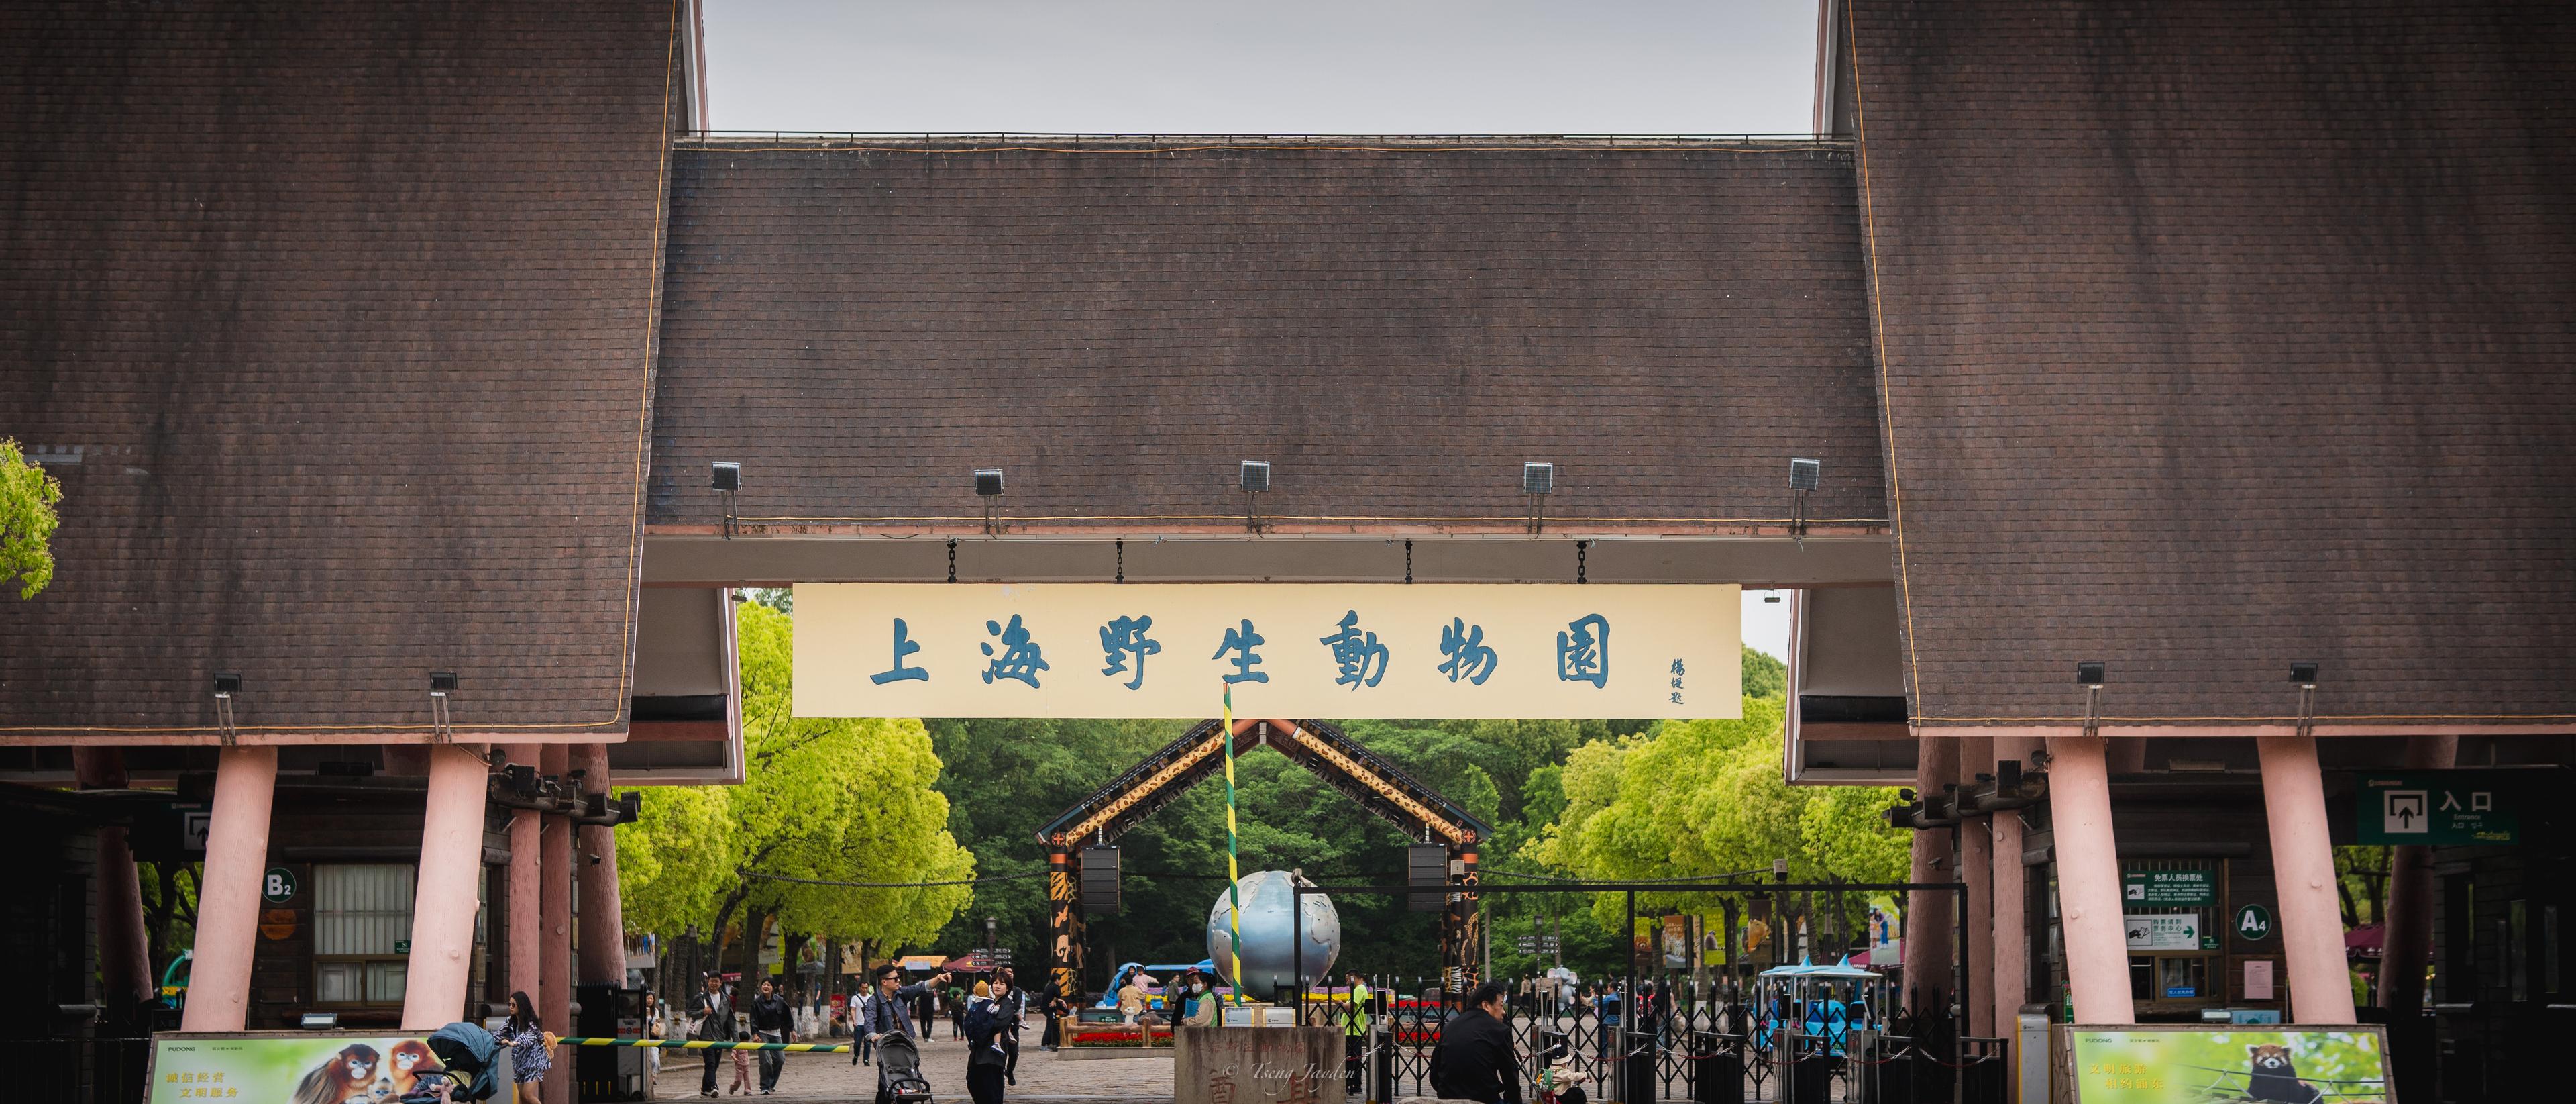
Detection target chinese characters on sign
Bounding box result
[795,584,1740,719]
[2355,771,2521,845]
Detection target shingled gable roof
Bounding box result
[1846,0,2576,730]
[0,1,682,740]
[646,138,1886,534]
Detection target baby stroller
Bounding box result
[876,1033,935,1104]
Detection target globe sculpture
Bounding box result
[1205,870,1340,995]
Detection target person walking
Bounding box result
[749,977,794,1096]
[912,981,935,1038]
[498,991,555,1104]
[688,974,737,1099]
[1040,989,1070,1051]
[860,965,953,1104]
[987,972,1026,1085]
[642,991,668,1078]
[949,977,971,1040]
[1429,981,1523,1104]
[963,980,1014,1104]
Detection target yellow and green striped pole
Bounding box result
[555,1038,851,1053]
[1221,684,1246,1007]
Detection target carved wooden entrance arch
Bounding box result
[1037,716,1492,1002]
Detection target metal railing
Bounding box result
[1295,976,2006,1103]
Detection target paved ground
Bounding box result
[645,1029,1186,1103]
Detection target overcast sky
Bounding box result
[702,1,1819,135]
[707,1,1813,658]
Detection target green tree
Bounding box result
[615,603,975,996]
[1529,697,1910,946]
[1741,646,1786,699]
[1,439,64,599]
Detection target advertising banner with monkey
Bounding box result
[146,1032,513,1104]
[2057,1025,2391,1103]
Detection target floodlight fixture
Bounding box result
[1241,460,1271,533]
[712,461,742,538]
[428,671,457,741]
[2290,661,2321,738]
[1788,457,1821,538]
[2076,660,2106,739]
[1788,458,1821,491]
[974,468,1005,534]
[1523,462,1554,534]
[211,672,241,745]
[300,1012,339,1030]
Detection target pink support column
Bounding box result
[1957,736,1995,1037]
[2380,735,2457,1012]
[2045,734,2134,1024]
[1990,736,2043,1036]
[76,748,154,1014]
[402,742,491,1030]
[507,746,544,1016]
[2257,735,2359,1023]
[182,746,278,1032]
[576,744,627,987]
[540,744,576,1104]
[1906,736,1960,1013]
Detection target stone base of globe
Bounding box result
[1206,870,1342,995]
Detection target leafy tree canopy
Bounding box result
[0,438,64,599]
[616,603,975,961]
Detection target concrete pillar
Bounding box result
[507,746,544,1016]
[75,748,154,1014]
[2380,735,2457,1012]
[402,743,490,1030]
[1906,736,1960,1013]
[2045,734,2134,1024]
[541,744,576,1104]
[576,744,627,987]
[2257,735,2359,1023]
[1957,735,1995,1036]
[182,746,279,1032]
[1989,736,2043,1036]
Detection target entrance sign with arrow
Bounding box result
[2356,771,2519,845]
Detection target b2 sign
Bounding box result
[794,583,1740,719]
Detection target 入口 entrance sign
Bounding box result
[2355,770,2520,844]
[794,583,1740,719]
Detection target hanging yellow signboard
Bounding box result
[792,583,1740,719]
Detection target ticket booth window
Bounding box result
[316,863,416,1006]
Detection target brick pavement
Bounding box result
[647,1028,1188,1103]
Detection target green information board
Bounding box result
[148,1031,506,1102]
[2061,1025,2390,1103]
[2355,770,2520,845]
[2121,869,2216,907]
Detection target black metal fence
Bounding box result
[1299,974,2008,1103]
